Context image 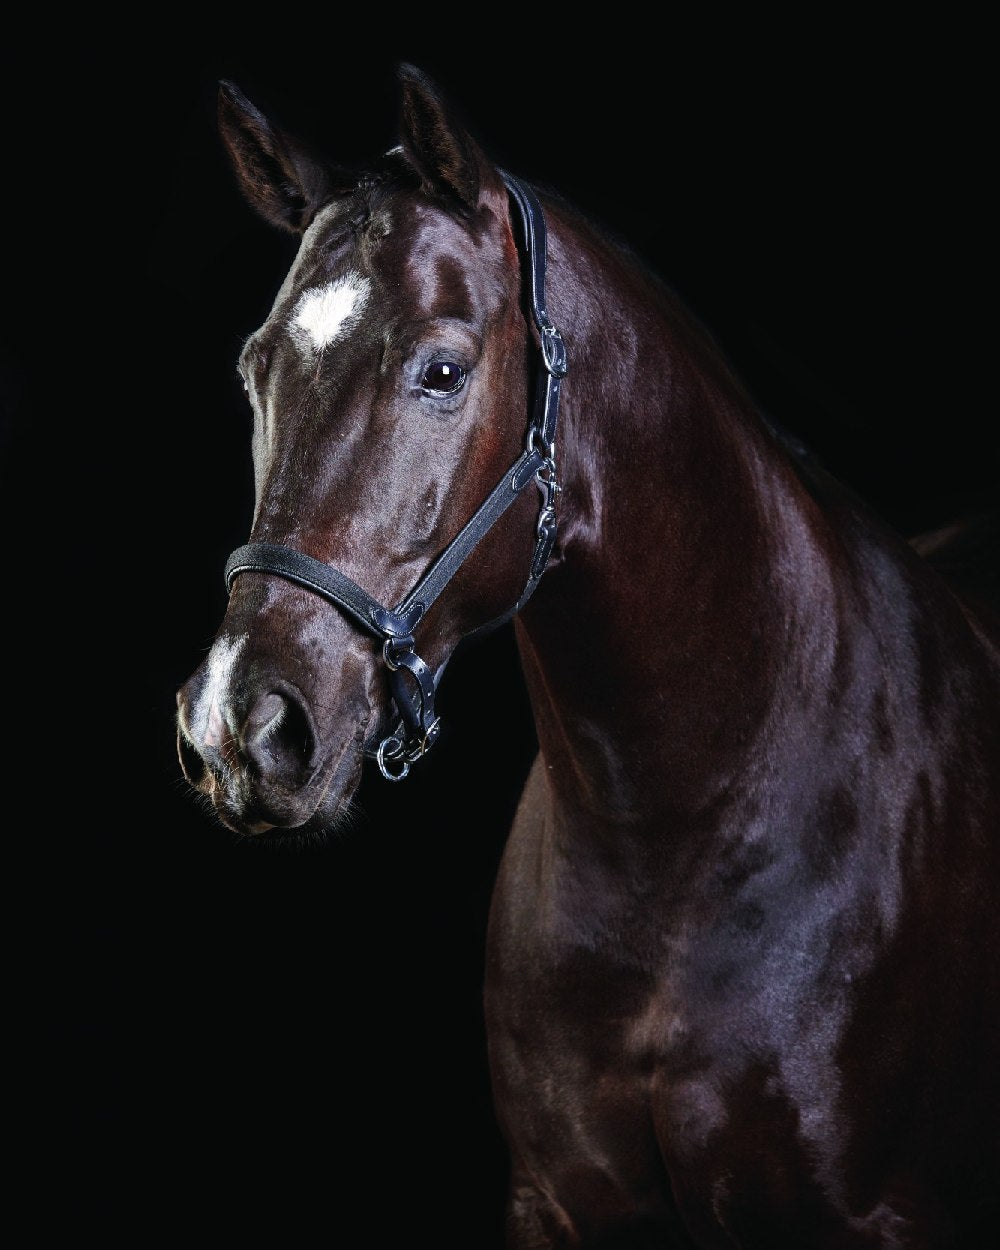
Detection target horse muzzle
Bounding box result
[175,636,377,835]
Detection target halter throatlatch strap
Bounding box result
[223,171,567,780]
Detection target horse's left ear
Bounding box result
[397,63,504,214]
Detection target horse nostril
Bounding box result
[177,723,208,787]
[242,690,316,786]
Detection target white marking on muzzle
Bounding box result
[290,273,370,352]
[194,634,247,748]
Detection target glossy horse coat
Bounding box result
[176,67,1000,1247]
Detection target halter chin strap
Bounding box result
[224,171,567,780]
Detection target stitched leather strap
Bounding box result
[225,543,424,639]
[500,171,568,451]
[225,448,545,638]
[396,448,545,618]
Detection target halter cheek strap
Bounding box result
[223,171,567,780]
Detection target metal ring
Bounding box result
[525,426,555,461]
[376,735,410,781]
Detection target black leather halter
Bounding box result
[224,172,567,780]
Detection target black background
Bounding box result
[9,13,994,1246]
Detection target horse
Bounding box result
[175,64,1000,1248]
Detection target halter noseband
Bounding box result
[223,172,567,780]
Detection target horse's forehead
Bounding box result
[394,199,506,304]
[267,195,503,339]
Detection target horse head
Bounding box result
[176,66,553,836]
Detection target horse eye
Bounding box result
[420,360,466,396]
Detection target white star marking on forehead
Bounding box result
[290,273,370,352]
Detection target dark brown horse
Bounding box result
[176,65,1000,1247]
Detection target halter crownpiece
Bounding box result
[223,171,567,780]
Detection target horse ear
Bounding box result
[397,63,503,213]
[217,80,340,234]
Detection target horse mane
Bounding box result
[532,179,837,484]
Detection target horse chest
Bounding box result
[486,928,862,1245]
[486,776,892,1237]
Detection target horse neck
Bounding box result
[515,201,841,831]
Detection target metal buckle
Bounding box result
[539,321,568,378]
[382,637,415,670]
